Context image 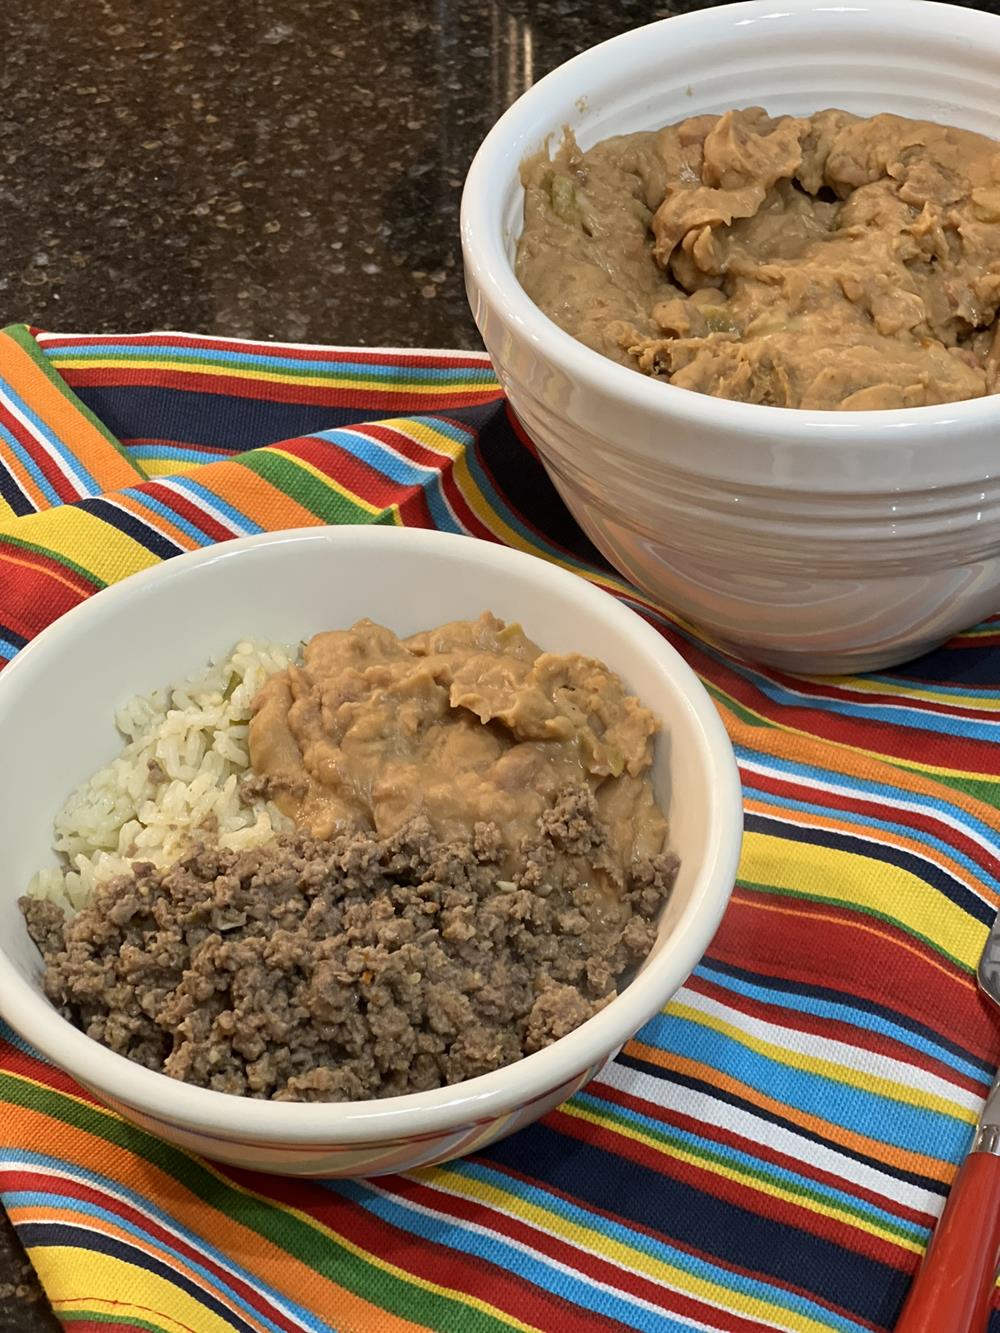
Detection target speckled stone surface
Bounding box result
[2,0,999,1326]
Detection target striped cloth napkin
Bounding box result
[1,322,998,1333]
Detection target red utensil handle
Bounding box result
[895,1150,1000,1333]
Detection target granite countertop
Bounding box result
[0,0,996,1326]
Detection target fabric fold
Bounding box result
[1,324,999,1333]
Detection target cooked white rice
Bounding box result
[28,639,300,913]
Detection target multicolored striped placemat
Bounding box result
[1,322,998,1333]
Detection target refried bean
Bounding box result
[516,107,1000,409]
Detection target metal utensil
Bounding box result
[895,916,1000,1332]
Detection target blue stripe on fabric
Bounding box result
[0,417,62,506]
[336,1177,861,1333]
[164,476,263,535]
[433,1161,872,1333]
[738,668,999,743]
[309,422,467,535]
[462,440,597,576]
[865,674,1000,701]
[695,960,989,1085]
[0,1152,333,1333]
[743,779,1000,899]
[0,380,100,494]
[314,427,432,486]
[44,344,493,381]
[0,635,21,659]
[571,1089,927,1244]
[734,743,1000,852]
[128,445,233,464]
[118,486,214,546]
[637,1013,974,1161]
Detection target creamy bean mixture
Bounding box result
[517,108,1000,409]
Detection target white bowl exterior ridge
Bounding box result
[462,0,1000,672]
[0,528,742,1177]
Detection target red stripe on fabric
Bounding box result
[352,420,494,540]
[759,672,1000,723]
[505,404,540,459]
[706,652,1000,776]
[745,768,1000,885]
[55,368,502,411]
[476,1154,889,1332]
[278,436,421,513]
[455,416,591,566]
[546,1106,915,1279]
[685,972,989,1100]
[0,402,82,504]
[387,1174,783,1333]
[0,1038,104,1107]
[0,539,101,599]
[710,892,1000,1062]
[0,1170,299,1333]
[221,1169,602,1333]
[1,579,86,643]
[395,484,440,531]
[140,481,236,543]
[356,421,460,472]
[588,1077,938,1230]
[42,336,494,369]
[336,421,494,536]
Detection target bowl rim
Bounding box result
[0,526,743,1145]
[460,0,1000,440]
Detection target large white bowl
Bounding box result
[462,0,1000,674]
[0,528,742,1178]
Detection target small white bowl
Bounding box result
[462,0,1000,674]
[0,528,741,1178]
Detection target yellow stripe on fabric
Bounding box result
[379,417,697,631]
[624,1040,956,1183]
[0,504,159,584]
[222,1176,537,1333]
[743,796,994,919]
[35,1249,238,1333]
[743,829,988,973]
[129,457,209,478]
[665,1000,974,1124]
[425,1168,839,1333]
[46,358,492,394]
[448,451,632,597]
[824,675,1000,713]
[556,1101,923,1255]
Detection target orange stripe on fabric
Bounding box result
[720,700,1000,845]
[624,1042,955,1185]
[185,459,323,531]
[0,329,142,498]
[110,492,200,551]
[3,1101,426,1333]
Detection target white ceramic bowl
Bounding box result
[462,0,1000,674]
[0,528,741,1178]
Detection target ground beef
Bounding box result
[21,786,678,1101]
